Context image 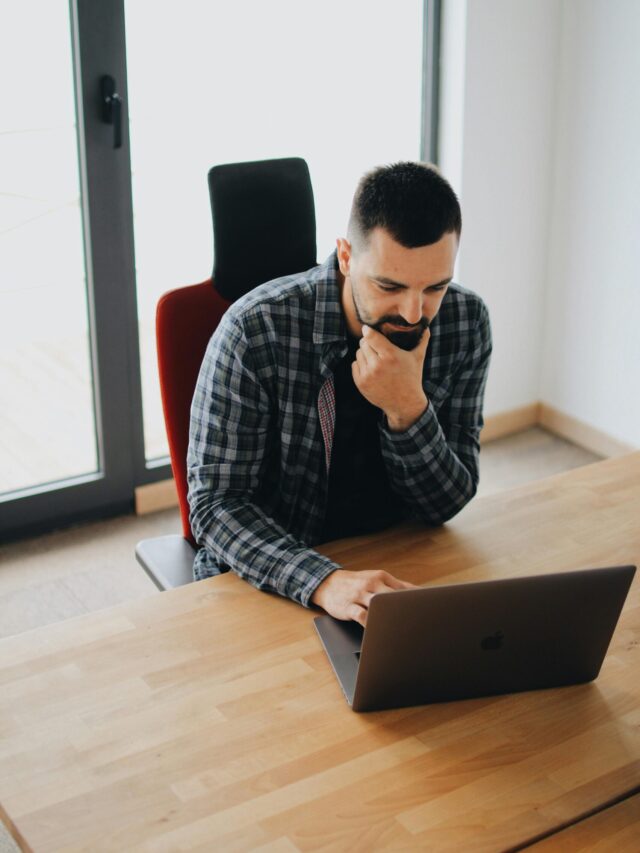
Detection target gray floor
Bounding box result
[0,428,603,851]
[474,426,603,497]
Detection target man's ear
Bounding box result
[335,237,352,277]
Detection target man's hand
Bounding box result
[311,569,416,626]
[352,325,430,432]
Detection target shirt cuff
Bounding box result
[380,399,441,445]
[280,550,341,608]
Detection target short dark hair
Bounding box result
[348,161,462,249]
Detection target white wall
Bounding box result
[440,0,561,417]
[439,0,640,449]
[541,0,640,449]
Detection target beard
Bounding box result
[350,281,431,351]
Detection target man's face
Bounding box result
[337,227,458,351]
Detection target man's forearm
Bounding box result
[381,304,491,525]
[380,404,479,526]
[190,492,339,606]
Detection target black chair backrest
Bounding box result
[208,157,317,301]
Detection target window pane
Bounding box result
[0,1,98,496]
[125,0,424,462]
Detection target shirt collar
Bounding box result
[312,250,348,345]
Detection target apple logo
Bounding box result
[481,630,504,650]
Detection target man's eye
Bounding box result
[377,284,398,292]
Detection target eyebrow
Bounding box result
[371,275,452,290]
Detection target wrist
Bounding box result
[311,568,342,606]
[385,396,428,433]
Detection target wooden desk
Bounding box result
[525,792,640,851]
[1,453,639,852]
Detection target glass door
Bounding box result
[0,0,143,540]
[0,1,98,495]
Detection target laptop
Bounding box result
[314,564,636,712]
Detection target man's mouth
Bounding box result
[384,322,420,332]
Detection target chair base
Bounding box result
[136,535,196,590]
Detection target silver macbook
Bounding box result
[314,564,636,712]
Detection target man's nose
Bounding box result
[400,294,424,326]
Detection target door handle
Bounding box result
[101,75,123,149]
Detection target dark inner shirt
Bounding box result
[320,337,409,543]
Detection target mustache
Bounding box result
[377,316,431,330]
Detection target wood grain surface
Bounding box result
[524,792,640,851]
[1,453,639,852]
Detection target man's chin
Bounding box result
[383,329,424,351]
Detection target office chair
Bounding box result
[136,157,317,590]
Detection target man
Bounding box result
[188,161,492,626]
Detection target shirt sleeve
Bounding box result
[378,299,492,525]
[187,310,339,607]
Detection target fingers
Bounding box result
[415,327,431,357]
[348,603,368,627]
[357,337,379,369]
[383,573,418,590]
[353,571,412,607]
[349,580,406,627]
[362,323,387,348]
[317,569,413,627]
[362,324,393,359]
[356,585,392,610]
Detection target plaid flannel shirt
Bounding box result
[187,251,492,606]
